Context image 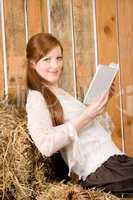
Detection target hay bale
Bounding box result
[34,182,121,200]
[0,99,121,200]
[0,98,69,199]
[0,99,35,199]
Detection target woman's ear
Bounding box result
[30,60,36,68]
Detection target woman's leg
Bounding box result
[80,155,133,197]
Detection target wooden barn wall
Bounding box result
[0,1,4,97]
[95,0,133,156]
[0,0,133,156]
[96,0,121,151]
[117,0,133,156]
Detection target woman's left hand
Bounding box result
[109,80,116,99]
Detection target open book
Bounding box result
[83,63,119,104]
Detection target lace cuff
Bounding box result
[67,122,78,141]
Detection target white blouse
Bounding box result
[26,89,123,181]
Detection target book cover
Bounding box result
[83,63,119,104]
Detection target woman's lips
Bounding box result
[48,71,58,75]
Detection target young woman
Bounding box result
[26,33,133,197]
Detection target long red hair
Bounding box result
[26,33,64,126]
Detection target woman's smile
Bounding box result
[48,71,58,74]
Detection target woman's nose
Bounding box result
[51,59,58,68]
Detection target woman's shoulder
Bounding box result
[27,89,43,100]
[27,89,42,95]
[26,89,46,108]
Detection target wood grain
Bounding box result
[0,6,4,97]
[4,0,26,104]
[49,0,76,96]
[27,0,48,39]
[118,0,133,156]
[96,0,122,150]
[72,0,95,102]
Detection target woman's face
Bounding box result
[34,46,63,87]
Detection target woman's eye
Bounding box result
[57,56,63,61]
[44,58,51,62]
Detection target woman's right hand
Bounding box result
[71,91,109,132]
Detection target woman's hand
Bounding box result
[71,91,109,132]
[84,91,109,120]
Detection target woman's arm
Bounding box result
[26,90,78,157]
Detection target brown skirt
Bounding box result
[79,155,133,197]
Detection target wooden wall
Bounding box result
[0,0,133,156]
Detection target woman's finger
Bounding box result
[101,91,109,103]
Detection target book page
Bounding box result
[83,63,119,104]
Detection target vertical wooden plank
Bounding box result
[96,0,122,150]
[41,0,48,33]
[118,0,133,156]
[50,0,76,96]
[0,2,4,97]
[96,0,118,63]
[27,0,48,38]
[4,0,26,104]
[72,0,96,101]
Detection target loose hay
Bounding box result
[35,182,121,200]
[0,99,122,200]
